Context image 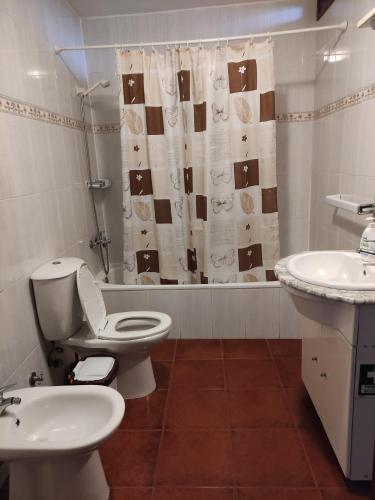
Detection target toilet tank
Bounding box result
[31,258,85,341]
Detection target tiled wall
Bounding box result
[310,0,375,250]
[82,0,317,262]
[0,0,100,387]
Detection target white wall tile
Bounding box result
[179,289,212,339]
[245,288,280,339]
[212,289,246,339]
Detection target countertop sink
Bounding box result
[286,251,375,290]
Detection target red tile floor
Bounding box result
[1,339,374,500]
[103,339,375,500]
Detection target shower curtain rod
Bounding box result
[54,20,348,54]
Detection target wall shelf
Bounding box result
[326,194,375,214]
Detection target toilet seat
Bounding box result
[100,311,171,341]
[76,264,171,342]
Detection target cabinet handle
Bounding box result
[311,357,318,362]
[320,372,327,378]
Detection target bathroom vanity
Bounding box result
[276,252,375,481]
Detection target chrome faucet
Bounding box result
[0,384,21,416]
[89,230,111,249]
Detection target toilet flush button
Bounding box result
[52,261,61,265]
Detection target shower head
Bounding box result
[76,80,111,97]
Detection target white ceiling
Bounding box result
[67,0,276,17]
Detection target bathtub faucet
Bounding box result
[89,230,111,249]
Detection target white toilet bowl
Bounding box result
[31,258,172,399]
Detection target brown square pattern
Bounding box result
[260,91,275,122]
[238,243,263,272]
[196,195,207,221]
[234,159,259,189]
[266,270,277,281]
[123,74,145,105]
[129,169,153,196]
[154,199,172,224]
[194,102,207,132]
[262,187,278,214]
[228,60,257,93]
[177,70,191,101]
[187,248,197,273]
[145,106,164,135]
[184,167,193,195]
[136,250,160,273]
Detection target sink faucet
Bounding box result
[0,384,21,416]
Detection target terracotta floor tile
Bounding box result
[176,339,222,360]
[166,390,229,429]
[284,386,321,429]
[267,339,302,358]
[225,359,280,389]
[232,429,314,487]
[153,361,172,389]
[151,340,176,361]
[228,389,292,428]
[222,340,270,359]
[153,487,235,499]
[274,357,302,388]
[320,485,374,499]
[237,488,321,499]
[100,431,161,486]
[120,390,167,430]
[110,487,153,499]
[299,426,346,487]
[156,431,233,486]
[173,360,224,389]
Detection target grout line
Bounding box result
[221,339,238,494]
[151,339,177,498]
[265,339,323,496]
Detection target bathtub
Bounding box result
[97,264,312,340]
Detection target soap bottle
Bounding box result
[360,214,375,254]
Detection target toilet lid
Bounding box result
[77,264,107,336]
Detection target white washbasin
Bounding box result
[0,385,125,460]
[286,251,375,290]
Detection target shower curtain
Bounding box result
[117,40,279,285]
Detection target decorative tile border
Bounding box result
[276,111,315,123]
[1,82,375,132]
[90,123,121,134]
[0,94,84,131]
[316,83,375,119]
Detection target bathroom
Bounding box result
[1,0,375,498]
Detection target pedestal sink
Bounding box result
[0,385,125,500]
[286,251,375,290]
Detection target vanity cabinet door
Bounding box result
[302,337,325,411]
[318,332,355,475]
[302,329,355,477]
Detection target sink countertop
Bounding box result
[275,255,375,305]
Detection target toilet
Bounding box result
[31,258,171,399]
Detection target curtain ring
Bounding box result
[152,43,156,53]
[199,40,203,49]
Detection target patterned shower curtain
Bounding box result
[117,40,279,285]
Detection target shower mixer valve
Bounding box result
[89,231,111,249]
